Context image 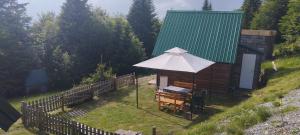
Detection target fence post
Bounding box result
[132,72,135,86]
[21,101,27,127]
[113,75,117,91]
[61,94,65,112]
[152,126,156,135]
[135,72,139,109]
[38,106,46,135]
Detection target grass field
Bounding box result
[70,80,243,134]
[2,55,300,135]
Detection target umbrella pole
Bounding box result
[190,74,195,120]
[135,72,139,109]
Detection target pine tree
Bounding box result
[127,0,160,58]
[202,0,212,11]
[0,0,37,97]
[208,3,212,10]
[108,17,146,74]
[31,12,74,89]
[59,0,92,54]
[241,0,261,28]
[59,0,94,82]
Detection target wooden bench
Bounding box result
[174,81,194,89]
[156,91,186,113]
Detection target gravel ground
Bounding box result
[245,89,300,135]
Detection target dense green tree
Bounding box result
[127,0,160,57]
[0,0,151,97]
[31,13,74,89]
[107,17,146,74]
[31,12,60,65]
[279,0,300,41]
[251,0,289,41]
[202,0,212,11]
[241,0,261,28]
[48,46,73,88]
[59,0,95,82]
[0,0,37,97]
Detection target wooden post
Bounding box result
[21,101,27,127]
[135,72,139,109]
[190,74,195,120]
[61,95,65,112]
[38,106,46,134]
[152,126,156,135]
[112,75,117,91]
[156,70,160,90]
[209,66,213,99]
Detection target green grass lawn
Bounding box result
[72,80,243,134]
[2,55,300,135]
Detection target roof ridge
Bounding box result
[167,10,244,14]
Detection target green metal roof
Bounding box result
[152,10,244,64]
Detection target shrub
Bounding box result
[225,107,271,134]
[256,106,271,121]
[272,100,281,107]
[81,64,114,84]
[273,39,300,57]
[281,106,299,114]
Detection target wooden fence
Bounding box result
[21,73,138,135]
[21,102,118,135]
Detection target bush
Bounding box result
[273,39,300,57]
[272,99,281,107]
[81,64,114,84]
[256,106,271,121]
[225,107,271,134]
[281,106,299,114]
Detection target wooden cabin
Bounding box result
[152,11,262,94]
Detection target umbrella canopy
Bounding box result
[134,47,215,73]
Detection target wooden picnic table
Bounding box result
[163,85,191,94]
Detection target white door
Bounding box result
[159,76,168,90]
[239,54,256,89]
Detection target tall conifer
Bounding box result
[241,0,261,28]
[127,0,160,57]
[202,0,212,11]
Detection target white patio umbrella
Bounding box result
[133,47,215,73]
[133,47,215,116]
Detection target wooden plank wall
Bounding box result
[158,63,232,94]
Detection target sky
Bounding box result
[19,0,244,22]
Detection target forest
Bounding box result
[0,0,160,97]
[0,0,299,98]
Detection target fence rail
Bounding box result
[21,103,118,135]
[21,73,136,135]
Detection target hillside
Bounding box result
[187,55,300,135]
[2,55,300,135]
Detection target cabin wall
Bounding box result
[232,46,262,89]
[157,63,232,94]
